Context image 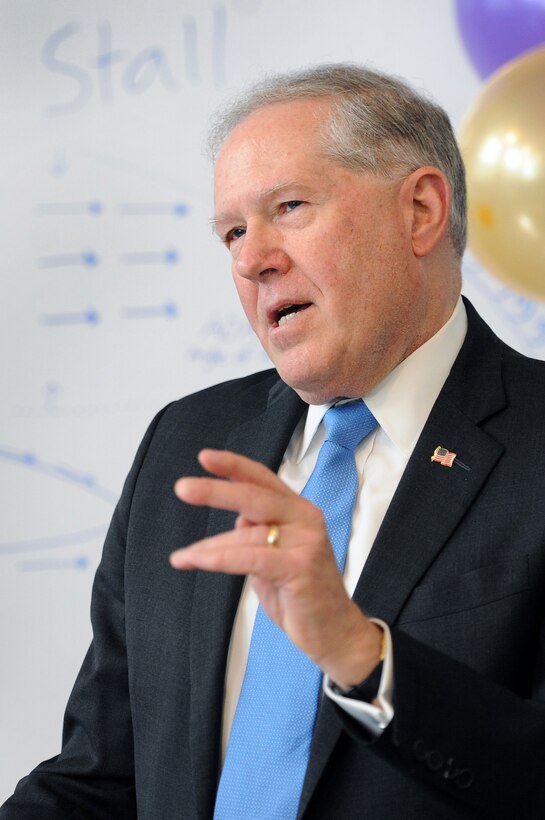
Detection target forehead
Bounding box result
[213,98,339,210]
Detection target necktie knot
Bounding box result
[323,401,377,452]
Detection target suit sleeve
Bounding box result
[336,625,545,820]
[0,406,172,820]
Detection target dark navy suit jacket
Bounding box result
[2,301,545,819]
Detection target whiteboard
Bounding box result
[2,0,545,800]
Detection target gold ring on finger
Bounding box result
[266,524,280,547]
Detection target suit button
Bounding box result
[426,749,444,771]
[413,739,427,761]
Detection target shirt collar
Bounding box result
[296,298,468,462]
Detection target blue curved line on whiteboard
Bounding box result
[0,446,118,504]
[18,555,91,571]
[0,526,109,556]
[0,446,117,556]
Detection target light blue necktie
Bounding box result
[214,401,378,820]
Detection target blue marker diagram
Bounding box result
[119,249,179,266]
[0,447,118,572]
[187,314,271,368]
[41,309,100,326]
[38,251,99,268]
[121,301,178,319]
[118,202,189,216]
[36,201,103,216]
[32,137,192,337]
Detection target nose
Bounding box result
[232,224,291,282]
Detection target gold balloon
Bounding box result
[459,45,545,301]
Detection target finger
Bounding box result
[197,449,292,496]
[169,526,284,577]
[174,474,316,526]
[235,514,255,529]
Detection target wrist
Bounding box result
[319,608,386,690]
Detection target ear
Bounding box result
[401,167,451,258]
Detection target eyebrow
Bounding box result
[210,180,310,233]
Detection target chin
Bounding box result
[277,369,339,405]
[273,353,354,404]
[284,369,371,406]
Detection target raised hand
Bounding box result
[170,448,383,689]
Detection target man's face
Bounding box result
[213,98,433,404]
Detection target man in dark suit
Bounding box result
[2,64,545,820]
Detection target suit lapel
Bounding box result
[188,379,305,819]
[357,300,507,625]
[351,391,505,623]
[299,303,508,814]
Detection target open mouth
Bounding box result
[275,303,311,326]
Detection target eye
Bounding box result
[283,200,303,212]
[225,226,246,244]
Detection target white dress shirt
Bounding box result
[221,298,468,757]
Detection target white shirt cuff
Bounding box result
[322,619,394,736]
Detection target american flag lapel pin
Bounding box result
[431,446,470,471]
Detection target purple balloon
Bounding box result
[455,0,545,78]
